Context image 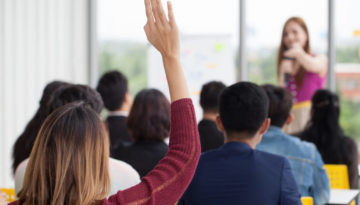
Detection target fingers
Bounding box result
[144,0,154,25]
[167,1,176,26]
[155,0,168,25]
[150,0,162,26]
[150,0,171,27]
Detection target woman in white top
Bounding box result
[14,158,140,196]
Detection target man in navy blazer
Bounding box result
[179,82,301,205]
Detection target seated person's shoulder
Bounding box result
[340,136,358,155]
[287,134,319,160]
[199,148,221,160]
[254,149,289,167]
[342,136,357,148]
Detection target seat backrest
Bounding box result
[0,188,16,202]
[323,164,350,189]
[301,196,313,205]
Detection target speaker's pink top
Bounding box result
[286,71,327,104]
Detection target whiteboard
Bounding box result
[148,34,236,121]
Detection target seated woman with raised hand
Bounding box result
[10,0,200,204]
[113,89,170,178]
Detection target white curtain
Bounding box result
[0,0,92,187]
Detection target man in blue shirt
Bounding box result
[179,82,301,205]
[257,84,330,205]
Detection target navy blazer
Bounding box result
[179,142,301,205]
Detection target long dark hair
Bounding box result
[12,83,104,174]
[12,81,68,174]
[300,90,348,162]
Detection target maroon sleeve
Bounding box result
[103,98,201,205]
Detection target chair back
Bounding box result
[0,188,16,202]
[323,164,355,205]
[323,164,350,189]
[301,196,313,205]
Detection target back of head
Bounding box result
[200,81,226,114]
[12,80,69,173]
[310,89,340,127]
[48,84,104,115]
[219,82,269,138]
[127,89,170,141]
[39,81,70,108]
[19,101,110,205]
[96,71,128,111]
[301,89,343,156]
[261,84,293,128]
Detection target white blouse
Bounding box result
[14,158,140,196]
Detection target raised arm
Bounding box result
[103,1,200,204]
[283,44,328,76]
[144,0,189,102]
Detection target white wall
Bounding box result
[0,0,91,187]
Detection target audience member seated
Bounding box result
[113,89,169,178]
[9,0,201,203]
[96,71,133,155]
[299,89,359,189]
[12,81,69,174]
[256,84,329,205]
[198,81,226,152]
[179,82,301,205]
[14,84,140,195]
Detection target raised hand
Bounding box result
[144,0,180,60]
[143,0,189,102]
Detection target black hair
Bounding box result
[219,82,269,138]
[48,84,103,115]
[261,84,293,127]
[299,89,359,188]
[200,81,226,113]
[12,83,103,174]
[127,89,170,141]
[12,81,69,173]
[300,90,352,162]
[96,71,128,111]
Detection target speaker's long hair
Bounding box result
[277,17,311,87]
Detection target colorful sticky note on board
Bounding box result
[214,43,225,52]
[207,63,217,69]
[354,30,360,37]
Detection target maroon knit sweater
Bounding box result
[10,98,200,205]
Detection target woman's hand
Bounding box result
[143,0,189,102]
[284,43,328,76]
[144,0,179,60]
[283,43,304,59]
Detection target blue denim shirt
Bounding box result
[256,126,330,205]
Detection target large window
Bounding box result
[98,0,239,96]
[246,0,328,84]
[98,1,360,141]
[335,0,360,141]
